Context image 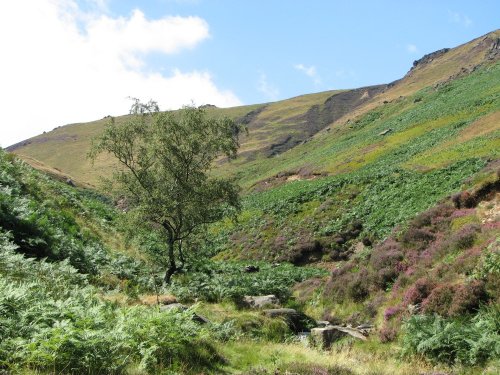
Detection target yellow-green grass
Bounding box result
[406,111,500,169]
[334,29,500,125]
[13,91,340,186]
[217,339,465,375]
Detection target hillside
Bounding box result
[8,30,500,190]
[2,30,500,374]
[1,141,499,374]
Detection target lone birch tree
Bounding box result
[89,99,243,282]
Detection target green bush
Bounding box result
[0,233,219,374]
[168,260,326,303]
[402,305,500,365]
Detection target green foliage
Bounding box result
[89,102,245,281]
[0,231,218,374]
[402,306,500,365]
[209,63,500,261]
[0,149,153,290]
[169,260,327,303]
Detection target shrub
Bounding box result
[347,268,371,302]
[403,277,436,306]
[369,241,403,290]
[411,203,454,228]
[449,224,480,250]
[422,283,455,316]
[369,239,403,271]
[375,267,399,290]
[384,305,403,321]
[379,325,398,343]
[448,281,487,317]
[452,191,476,209]
[402,227,435,246]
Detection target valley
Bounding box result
[1,30,499,374]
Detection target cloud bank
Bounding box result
[0,0,241,147]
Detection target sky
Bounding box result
[0,0,498,147]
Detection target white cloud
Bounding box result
[406,44,418,54]
[0,0,241,147]
[294,63,321,85]
[257,73,279,101]
[448,11,473,27]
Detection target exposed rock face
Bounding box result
[236,105,267,125]
[412,48,450,69]
[266,84,387,157]
[488,37,500,59]
[243,295,280,309]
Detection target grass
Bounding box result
[12,90,339,186]
[3,31,500,374]
[217,339,459,375]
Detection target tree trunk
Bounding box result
[178,239,185,269]
[164,238,177,284]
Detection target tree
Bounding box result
[89,99,244,282]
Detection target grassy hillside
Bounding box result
[204,61,499,264]
[1,148,498,374]
[8,88,374,187]
[9,31,500,191]
[2,30,500,374]
[0,149,334,374]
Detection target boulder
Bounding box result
[378,128,392,136]
[311,325,368,349]
[263,308,314,333]
[243,294,280,309]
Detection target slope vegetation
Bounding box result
[2,30,500,374]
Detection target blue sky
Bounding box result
[0,0,498,146]
[103,0,499,102]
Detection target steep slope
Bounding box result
[2,31,500,374]
[208,62,499,263]
[8,30,499,189]
[8,85,384,186]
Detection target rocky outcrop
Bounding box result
[310,326,347,349]
[265,84,387,157]
[310,325,369,349]
[411,48,450,70]
[243,295,280,309]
